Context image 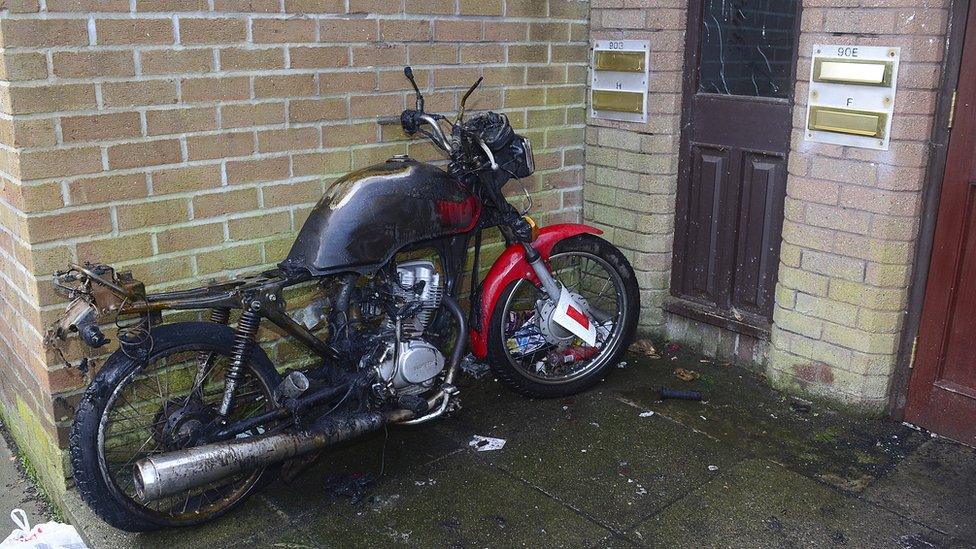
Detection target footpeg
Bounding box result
[396,394,429,415]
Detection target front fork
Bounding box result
[521,241,563,301]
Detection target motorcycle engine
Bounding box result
[364,260,446,395]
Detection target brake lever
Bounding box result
[475,136,498,171]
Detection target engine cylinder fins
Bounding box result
[391,259,443,337]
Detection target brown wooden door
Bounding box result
[671,0,800,329]
[906,4,976,446]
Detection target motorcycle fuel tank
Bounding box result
[280,157,480,276]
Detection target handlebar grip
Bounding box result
[376,115,401,126]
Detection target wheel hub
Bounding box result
[153,399,218,449]
[536,292,591,346]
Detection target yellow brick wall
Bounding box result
[583,1,950,412]
[767,0,950,413]
[585,1,685,332]
[0,0,590,490]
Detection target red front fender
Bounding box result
[468,223,603,358]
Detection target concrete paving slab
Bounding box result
[257,420,461,517]
[612,351,929,494]
[292,451,615,547]
[62,484,290,549]
[52,351,976,548]
[629,458,949,548]
[439,387,739,531]
[864,438,976,543]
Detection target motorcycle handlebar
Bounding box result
[376,110,451,152]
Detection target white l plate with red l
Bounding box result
[551,286,597,347]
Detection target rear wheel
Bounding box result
[486,234,639,398]
[69,322,281,531]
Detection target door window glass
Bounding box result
[698,0,799,98]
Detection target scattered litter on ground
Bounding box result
[665,342,681,353]
[617,361,628,368]
[629,339,657,356]
[707,465,719,472]
[639,411,655,417]
[699,359,711,363]
[673,368,700,381]
[1,509,86,548]
[660,386,704,401]
[469,435,506,452]
[324,472,375,505]
[790,400,812,413]
[459,354,491,379]
[368,494,401,511]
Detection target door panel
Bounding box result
[732,153,786,315]
[941,186,976,390]
[906,4,976,445]
[672,0,799,328]
[684,147,729,302]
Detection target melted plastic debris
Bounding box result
[469,435,506,452]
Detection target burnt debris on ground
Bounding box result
[58,344,976,548]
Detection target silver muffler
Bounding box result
[133,411,389,502]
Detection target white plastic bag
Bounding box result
[0,509,86,549]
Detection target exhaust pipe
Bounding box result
[134,412,389,502]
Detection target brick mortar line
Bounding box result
[5,59,591,75]
[2,103,590,128]
[20,185,582,249]
[3,98,590,127]
[0,13,587,24]
[776,310,912,341]
[11,138,586,165]
[770,343,906,373]
[9,145,587,187]
[11,158,584,202]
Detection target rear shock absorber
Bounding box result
[209,307,231,325]
[218,306,261,417]
[193,308,233,393]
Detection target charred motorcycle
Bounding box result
[48,68,639,531]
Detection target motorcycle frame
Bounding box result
[57,209,601,447]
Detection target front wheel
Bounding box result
[486,234,640,398]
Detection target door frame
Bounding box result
[888,0,972,419]
[666,0,803,339]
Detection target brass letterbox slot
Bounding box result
[813,58,893,86]
[591,90,644,114]
[594,51,645,73]
[808,106,887,138]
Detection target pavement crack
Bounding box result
[612,395,721,443]
[491,463,625,538]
